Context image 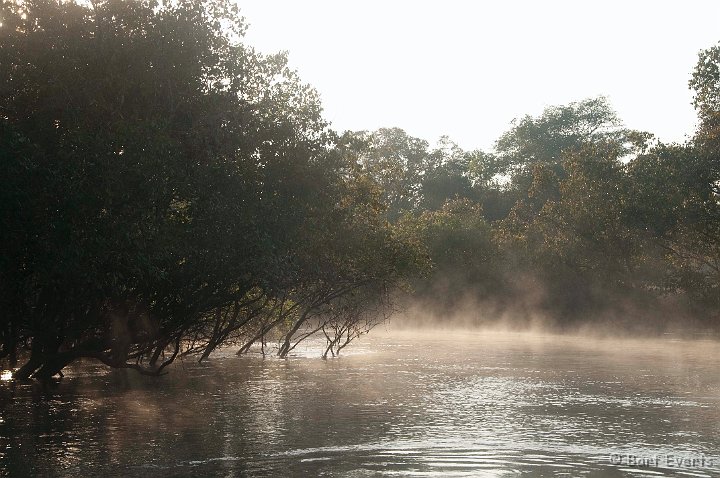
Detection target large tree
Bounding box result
[0,0,418,379]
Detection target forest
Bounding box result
[1,0,719,380]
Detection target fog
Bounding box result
[387,282,702,344]
[4,327,720,477]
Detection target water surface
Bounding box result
[1,330,719,477]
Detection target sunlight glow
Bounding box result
[238,0,720,150]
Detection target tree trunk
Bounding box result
[32,353,76,381]
[278,310,312,358]
[13,345,43,380]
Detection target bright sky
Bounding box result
[238,0,720,151]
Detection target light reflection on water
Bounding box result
[1,330,719,477]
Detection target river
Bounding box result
[1,329,719,477]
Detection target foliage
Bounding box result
[397,199,502,312]
[0,0,421,378]
[339,129,479,218]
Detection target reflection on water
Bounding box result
[1,330,719,477]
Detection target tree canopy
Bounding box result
[0,0,423,379]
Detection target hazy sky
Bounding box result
[238,1,720,151]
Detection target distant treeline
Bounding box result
[1,0,718,379]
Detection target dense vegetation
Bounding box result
[1,0,718,379]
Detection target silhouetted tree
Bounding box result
[0,0,422,378]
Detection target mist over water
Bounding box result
[2,328,719,477]
[395,285,720,339]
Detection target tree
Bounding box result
[690,42,720,151]
[607,46,720,318]
[0,0,417,379]
[339,128,432,218]
[339,129,479,218]
[496,97,631,172]
[493,97,650,212]
[398,198,501,313]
